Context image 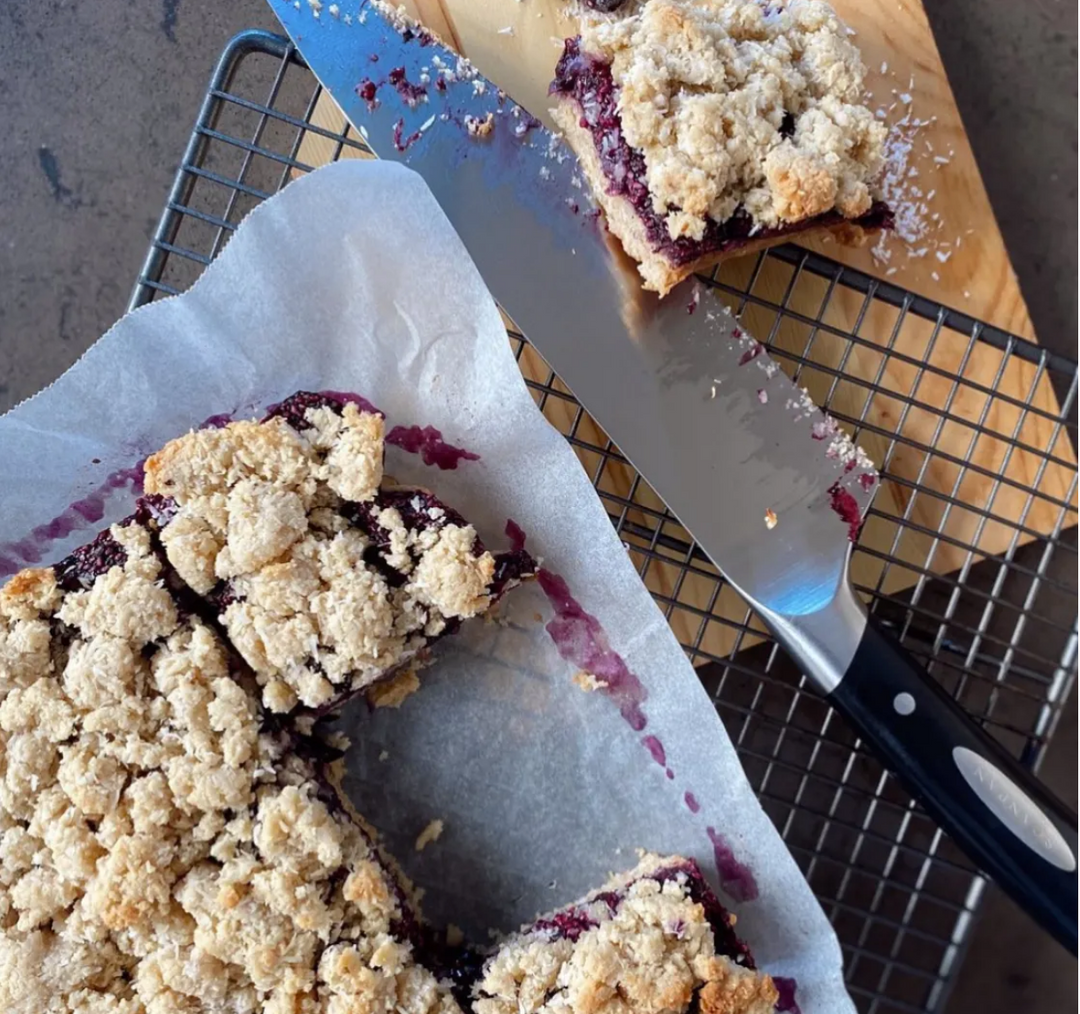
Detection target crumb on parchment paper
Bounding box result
[367,668,421,709]
[415,818,445,852]
[573,669,609,692]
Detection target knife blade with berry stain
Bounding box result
[270,0,1077,950]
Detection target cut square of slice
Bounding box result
[550,0,892,295]
[141,391,535,714]
[468,852,778,1013]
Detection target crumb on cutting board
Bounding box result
[415,818,445,852]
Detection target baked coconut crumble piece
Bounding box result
[550,0,891,294]
[142,392,534,714]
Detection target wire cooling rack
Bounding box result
[131,30,1078,1014]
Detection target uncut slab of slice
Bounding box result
[143,392,535,715]
[469,853,778,1014]
[0,523,466,1014]
[549,0,891,295]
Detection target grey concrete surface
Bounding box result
[0,1,1075,1011]
[922,0,1077,354]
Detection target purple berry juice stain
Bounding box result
[356,78,380,109]
[827,481,863,542]
[684,792,701,814]
[773,977,801,1013]
[392,119,423,152]
[505,518,527,553]
[738,342,764,366]
[387,66,427,106]
[706,826,758,903]
[642,735,665,766]
[0,464,145,577]
[386,425,480,470]
[537,568,648,732]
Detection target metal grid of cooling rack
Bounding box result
[131,30,1078,1014]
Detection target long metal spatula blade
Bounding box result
[271,0,877,641]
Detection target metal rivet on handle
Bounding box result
[893,692,916,716]
[953,746,1077,872]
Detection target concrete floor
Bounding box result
[0,0,1075,1010]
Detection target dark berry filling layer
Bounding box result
[551,37,892,268]
[264,389,384,428]
[654,860,755,968]
[53,527,128,591]
[344,488,475,554]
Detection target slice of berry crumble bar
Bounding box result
[469,853,777,1014]
[142,392,534,714]
[550,0,891,295]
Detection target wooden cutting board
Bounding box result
[293,0,1075,658]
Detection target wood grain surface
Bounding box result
[290,0,1075,659]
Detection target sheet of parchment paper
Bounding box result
[0,159,853,1013]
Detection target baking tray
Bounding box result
[130,29,1078,1014]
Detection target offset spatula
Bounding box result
[271,0,1078,950]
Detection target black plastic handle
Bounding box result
[828,616,1078,954]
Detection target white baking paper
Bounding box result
[0,160,854,1013]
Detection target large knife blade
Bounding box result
[271,0,1077,950]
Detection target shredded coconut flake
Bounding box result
[414,819,445,852]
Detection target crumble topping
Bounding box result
[573,0,885,241]
[464,112,496,137]
[0,526,463,1014]
[145,399,502,711]
[472,854,777,1014]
